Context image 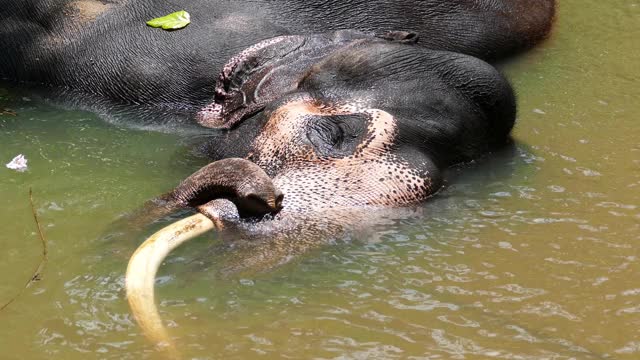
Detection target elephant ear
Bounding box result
[195,35,306,129]
[195,30,390,130]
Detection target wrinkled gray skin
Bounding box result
[1,0,556,270]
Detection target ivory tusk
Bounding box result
[125,213,217,358]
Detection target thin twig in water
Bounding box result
[1,107,17,116]
[0,188,48,312]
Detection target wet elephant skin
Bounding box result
[0,0,555,242]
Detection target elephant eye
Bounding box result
[306,118,343,152]
[306,114,368,158]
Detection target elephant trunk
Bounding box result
[168,158,283,218]
[119,158,281,236]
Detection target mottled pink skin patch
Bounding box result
[195,102,225,128]
[248,96,435,213]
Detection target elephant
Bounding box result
[1,0,556,354]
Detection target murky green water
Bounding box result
[1,1,639,359]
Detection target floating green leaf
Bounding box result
[146,10,190,30]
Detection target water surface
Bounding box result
[1,1,639,358]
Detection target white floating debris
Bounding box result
[48,202,64,211]
[532,108,546,115]
[498,241,517,251]
[6,154,28,172]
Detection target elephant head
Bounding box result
[126,29,516,354]
[193,29,515,212]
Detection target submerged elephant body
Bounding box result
[1,0,556,352]
[1,1,554,118]
[1,2,555,207]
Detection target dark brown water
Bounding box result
[1,1,639,358]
